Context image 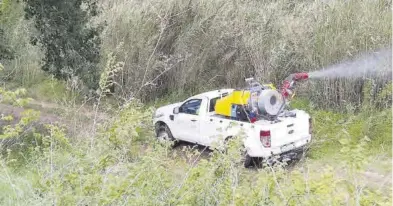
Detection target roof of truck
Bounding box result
[188,89,234,100]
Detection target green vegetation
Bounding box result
[99,0,391,107]
[0,79,391,204]
[24,0,102,90]
[0,0,391,205]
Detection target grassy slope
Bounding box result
[0,85,391,205]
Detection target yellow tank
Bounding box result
[215,90,251,117]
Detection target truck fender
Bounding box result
[155,121,168,133]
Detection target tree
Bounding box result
[23,0,101,89]
[0,0,15,60]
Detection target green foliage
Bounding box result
[292,80,392,160]
[98,50,124,96]
[0,88,32,106]
[0,0,43,86]
[23,0,102,89]
[0,0,16,60]
[27,77,80,103]
[0,109,40,139]
[303,107,392,160]
[0,89,391,205]
[102,102,154,151]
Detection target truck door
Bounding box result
[200,96,230,147]
[173,98,204,143]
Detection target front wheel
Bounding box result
[155,124,177,145]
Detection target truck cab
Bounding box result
[155,89,234,145]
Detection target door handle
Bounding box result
[191,119,197,122]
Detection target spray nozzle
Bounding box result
[291,72,309,81]
[281,72,309,100]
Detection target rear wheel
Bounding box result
[241,146,261,168]
[243,154,253,168]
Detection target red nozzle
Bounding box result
[281,72,309,99]
[292,72,309,81]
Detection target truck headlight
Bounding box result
[154,112,164,118]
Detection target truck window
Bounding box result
[179,99,202,115]
[209,97,219,112]
[209,93,228,112]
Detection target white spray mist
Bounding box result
[308,48,392,79]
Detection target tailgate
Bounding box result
[269,115,310,148]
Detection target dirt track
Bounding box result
[0,103,61,125]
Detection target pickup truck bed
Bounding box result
[205,110,311,157]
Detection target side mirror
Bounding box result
[173,107,180,114]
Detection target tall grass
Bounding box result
[1,0,390,109]
[0,1,43,86]
[98,0,391,109]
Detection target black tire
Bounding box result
[155,124,176,145]
[238,144,258,168]
[241,145,258,168]
[243,154,253,168]
[217,136,232,153]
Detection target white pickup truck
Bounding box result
[153,89,312,167]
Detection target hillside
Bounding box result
[0,0,392,205]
